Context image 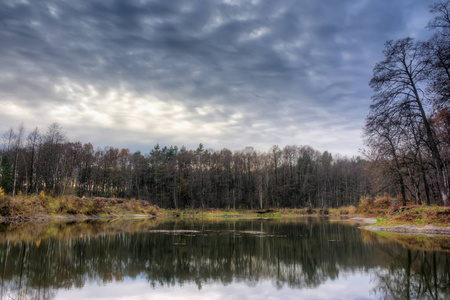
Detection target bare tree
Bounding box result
[369,38,448,205]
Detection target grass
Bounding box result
[0,194,159,220]
[160,207,355,219]
[329,206,358,215]
[1,192,448,227]
[0,193,362,222]
[256,212,282,218]
[358,195,450,227]
[387,206,450,226]
[1,196,343,220]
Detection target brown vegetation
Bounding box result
[0,194,159,221]
[333,205,357,215]
[358,195,450,226]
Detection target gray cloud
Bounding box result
[0,0,436,155]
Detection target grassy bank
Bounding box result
[0,193,159,221]
[159,206,358,218]
[0,194,360,221]
[1,193,449,230]
[358,195,450,227]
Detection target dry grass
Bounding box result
[0,195,48,218]
[358,195,395,217]
[162,207,340,218]
[358,194,450,226]
[0,194,159,220]
[333,205,357,215]
[388,206,450,226]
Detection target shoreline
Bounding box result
[1,213,449,237]
[0,211,354,223]
[349,217,450,236]
[360,224,450,235]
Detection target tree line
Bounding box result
[0,122,370,209]
[364,1,450,206]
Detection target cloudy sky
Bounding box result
[0,0,437,156]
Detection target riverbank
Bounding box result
[0,194,159,222]
[0,194,342,222]
[0,195,355,222]
[1,195,449,237]
[352,204,450,235]
[351,217,450,235]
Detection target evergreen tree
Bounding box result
[1,155,13,194]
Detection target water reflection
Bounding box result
[0,218,448,299]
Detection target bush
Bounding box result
[338,206,357,215]
[358,196,374,214]
[82,198,107,215]
[58,196,83,214]
[373,195,392,209]
[319,207,329,215]
[305,206,314,214]
[0,195,48,218]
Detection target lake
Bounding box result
[0,217,449,300]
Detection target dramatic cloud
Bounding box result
[0,0,436,155]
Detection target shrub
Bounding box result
[358,195,374,213]
[58,196,85,214]
[82,198,107,215]
[319,207,329,215]
[373,195,392,209]
[338,205,357,215]
[305,206,314,214]
[0,195,48,218]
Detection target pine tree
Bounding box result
[1,155,13,194]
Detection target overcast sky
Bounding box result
[0,0,437,156]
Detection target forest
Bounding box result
[0,123,369,209]
[0,1,448,209]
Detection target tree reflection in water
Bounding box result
[372,248,450,299]
[0,218,448,299]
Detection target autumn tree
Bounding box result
[368,37,448,205]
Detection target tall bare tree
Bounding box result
[369,37,448,205]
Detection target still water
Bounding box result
[0,217,449,300]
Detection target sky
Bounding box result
[0,0,437,156]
